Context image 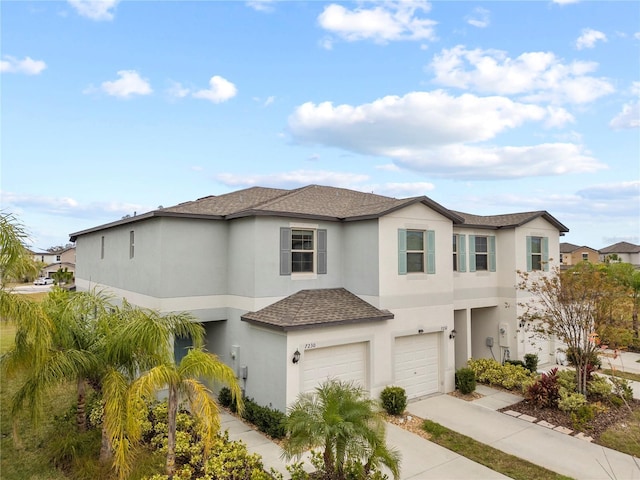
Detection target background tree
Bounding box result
[604,262,640,341]
[283,379,400,480]
[518,262,628,395]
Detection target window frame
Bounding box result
[280,227,327,276]
[398,229,435,275]
[291,228,315,274]
[129,230,135,259]
[527,236,549,272]
[452,234,466,272]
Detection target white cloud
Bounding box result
[246,0,275,12]
[393,143,605,179]
[0,55,47,75]
[215,170,369,188]
[317,1,437,45]
[67,0,119,21]
[576,28,607,50]
[193,76,237,103]
[635,32,640,40]
[289,90,570,150]
[552,0,580,4]
[96,70,152,98]
[609,102,640,129]
[288,91,602,180]
[167,80,190,99]
[369,182,435,197]
[466,7,490,28]
[429,45,614,104]
[631,81,640,96]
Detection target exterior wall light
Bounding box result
[449,329,457,340]
[292,349,301,364]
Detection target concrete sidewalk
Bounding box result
[407,386,640,480]
[220,408,510,479]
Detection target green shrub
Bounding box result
[565,347,601,370]
[571,404,595,431]
[524,353,539,373]
[587,375,613,398]
[218,386,235,410]
[241,397,286,439]
[557,369,577,391]
[558,389,587,413]
[380,386,407,415]
[467,358,535,392]
[505,359,526,369]
[455,367,476,395]
[610,376,633,402]
[142,401,273,479]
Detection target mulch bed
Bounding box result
[499,398,640,442]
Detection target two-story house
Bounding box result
[31,246,76,280]
[70,185,567,411]
[559,243,600,269]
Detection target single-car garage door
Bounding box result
[394,333,440,399]
[302,342,368,393]
[525,323,552,365]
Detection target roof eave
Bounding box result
[240,313,394,331]
[69,211,225,242]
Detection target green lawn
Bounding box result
[601,368,640,383]
[423,419,573,480]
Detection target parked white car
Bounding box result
[33,277,54,285]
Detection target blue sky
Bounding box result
[2,0,639,251]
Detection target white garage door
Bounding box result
[302,342,368,393]
[394,333,440,399]
[525,323,551,365]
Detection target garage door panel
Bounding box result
[394,334,440,399]
[302,342,367,393]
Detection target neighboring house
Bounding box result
[599,242,640,267]
[559,242,600,268]
[31,246,76,280]
[70,185,568,411]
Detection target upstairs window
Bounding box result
[469,235,496,272]
[453,234,466,272]
[291,229,314,273]
[56,255,61,262]
[527,236,549,271]
[582,253,589,261]
[101,236,105,260]
[398,229,435,275]
[280,227,327,275]
[129,231,135,259]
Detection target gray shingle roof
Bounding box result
[452,210,569,232]
[241,288,394,331]
[599,241,640,254]
[560,243,599,253]
[70,184,568,240]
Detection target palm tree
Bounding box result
[1,287,112,440]
[100,302,243,479]
[129,348,243,478]
[283,379,401,480]
[0,212,40,288]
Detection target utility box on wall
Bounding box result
[498,323,509,347]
